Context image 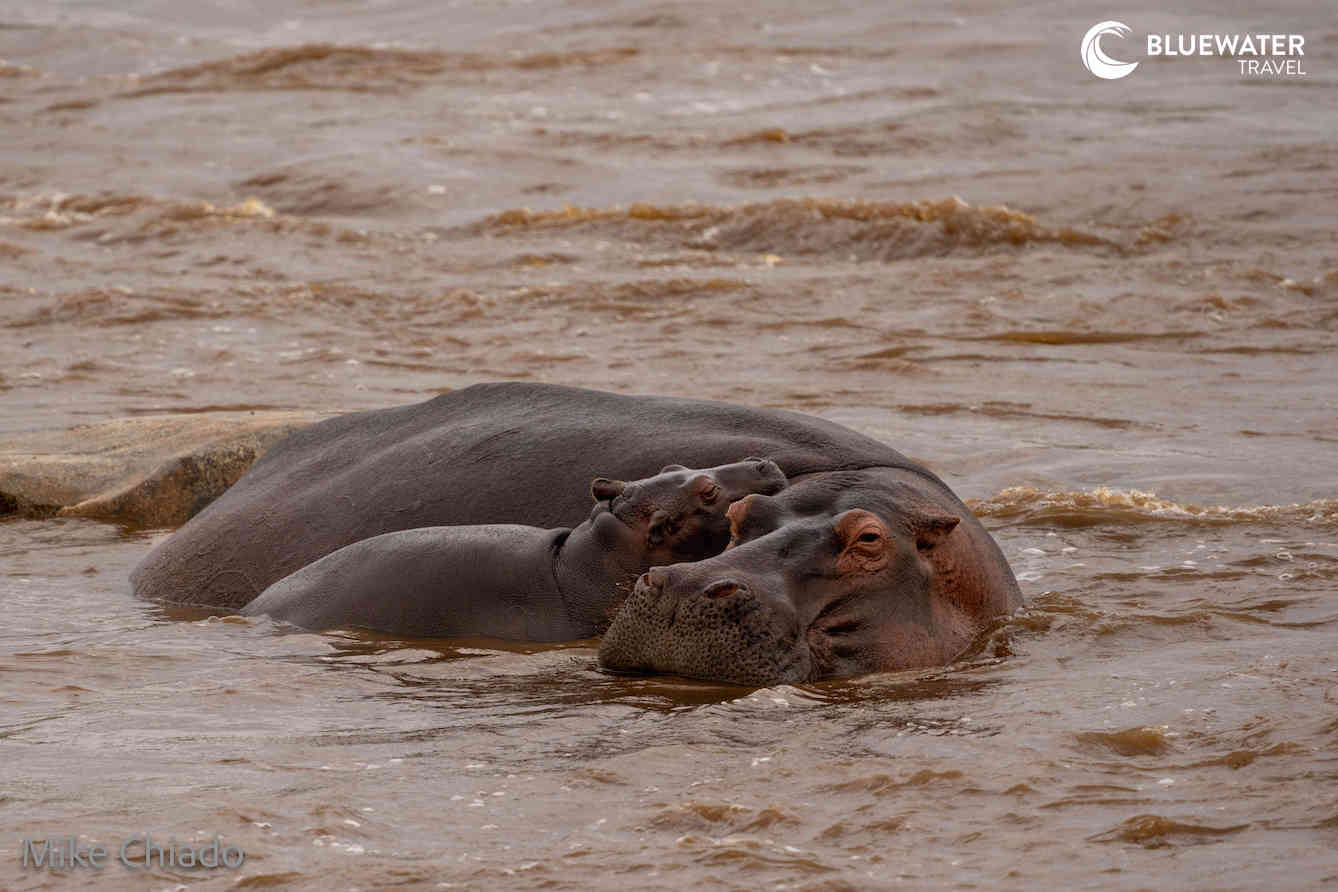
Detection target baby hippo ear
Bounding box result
[590,477,626,502]
[647,509,671,545]
[659,464,688,473]
[912,508,960,550]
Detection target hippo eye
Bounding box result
[851,530,884,551]
[700,485,720,505]
[824,618,863,637]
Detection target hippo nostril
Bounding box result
[703,579,744,599]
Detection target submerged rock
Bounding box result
[0,411,332,527]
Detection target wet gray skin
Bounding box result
[241,459,787,639]
[599,493,999,685]
[133,383,928,610]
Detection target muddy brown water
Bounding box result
[2,0,1337,889]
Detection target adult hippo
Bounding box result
[241,460,788,639]
[131,383,942,609]
[599,467,1023,685]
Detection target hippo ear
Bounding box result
[912,509,960,549]
[647,509,670,545]
[659,464,688,474]
[727,493,785,546]
[591,477,626,502]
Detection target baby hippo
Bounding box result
[240,459,786,640]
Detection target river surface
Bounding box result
[2,0,1337,889]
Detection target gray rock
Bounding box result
[0,411,334,527]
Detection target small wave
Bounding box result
[673,833,838,874]
[818,769,964,795]
[969,486,1338,527]
[1,192,277,235]
[504,277,752,320]
[717,165,867,189]
[470,197,1113,261]
[894,400,1142,429]
[236,169,411,218]
[231,872,307,889]
[0,191,381,250]
[42,98,100,113]
[965,330,1202,346]
[1089,814,1248,847]
[4,286,231,329]
[1074,726,1174,757]
[124,44,639,96]
[0,61,39,78]
[650,801,798,834]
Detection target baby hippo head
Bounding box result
[589,459,787,564]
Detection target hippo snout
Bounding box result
[600,556,811,686]
[749,459,786,492]
[699,458,787,509]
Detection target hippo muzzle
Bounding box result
[598,559,815,686]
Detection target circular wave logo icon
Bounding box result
[1081,21,1139,79]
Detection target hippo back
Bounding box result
[132,383,933,608]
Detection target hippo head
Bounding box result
[598,497,970,686]
[587,458,787,565]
